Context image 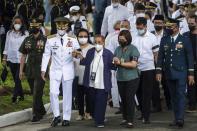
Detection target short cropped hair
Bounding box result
[94,34,105,42]
[136,17,147,26]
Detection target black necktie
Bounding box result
[171,38,174,44]
[61,38,63,46]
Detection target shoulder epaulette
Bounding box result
[67,34,76,38]
[47,34,56,39]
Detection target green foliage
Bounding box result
[0,58,51,116]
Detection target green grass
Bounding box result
[0,58,52,116]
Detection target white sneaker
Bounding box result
[85,113,92,120]
[97,125,104,128]
[76,115,84,121]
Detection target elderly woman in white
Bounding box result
[2,16,29,102]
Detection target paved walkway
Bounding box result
[1,105,197,131]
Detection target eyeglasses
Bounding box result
[78,36,88,38]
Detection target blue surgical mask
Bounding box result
[137,29,145,35]
[112,3,119,8]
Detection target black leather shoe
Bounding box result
[169,120,178,127]
[62,120,70,126]
[31,116,41,123]
[19,96,24,101]
[177,120,184,128]
[51,116,61,127]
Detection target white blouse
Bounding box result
[89,49,105,90]
[3,30,29,63]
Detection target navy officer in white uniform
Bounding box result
[41,17,80,127]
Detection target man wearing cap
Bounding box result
[41,17,80,127]
[101,0,129,37]
[67,5,94,42]
[156,18,195,128]
[144,2,158,20]
[19,18,47,123]
[151,15,172,112]
[50,0,69,35]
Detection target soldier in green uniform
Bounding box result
[19,18,47,123]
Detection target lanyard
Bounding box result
[91,55,101,73]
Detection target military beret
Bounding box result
[165,17,180,26]
[144,2,157,9]
[153,15,164,21]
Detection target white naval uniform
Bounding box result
[41,33,80,120]
[101,4,129,37]
[125,0,134,16]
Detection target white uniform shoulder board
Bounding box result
[67,34,76,39]
[47,34,56,39]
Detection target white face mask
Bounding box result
[95,44,103,51]
[72,16,79,22]
[14,24,21,31]
[57,29,66,36]
[136,13,145,18]
[78,38,88,45]
[120,28,128,31]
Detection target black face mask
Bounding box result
[119,41,128,47]
[154,26,163,31]
[189,25,196,32]
[29,27,40,34]
[165,28,174,36]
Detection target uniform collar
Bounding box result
[171,33,179,41]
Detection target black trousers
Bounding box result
[137,70,154,120]
[8,62,23,98]
[77,85,90,116]
[162,73,171,108]
[152,76,161,110]
[118,78,139,123]
[152,70,161,110]
[187,70,197,109]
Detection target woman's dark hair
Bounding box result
[118,30,132,45]
[145,11,152,20]
[77,28,92,44]
[10,15,27,36]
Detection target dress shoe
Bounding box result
[51,116,61,127]
[31,116,41,123]
[19,96,24,101]
[169,120,178,127]
[177,120,184,128]
[62,120,70,126]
